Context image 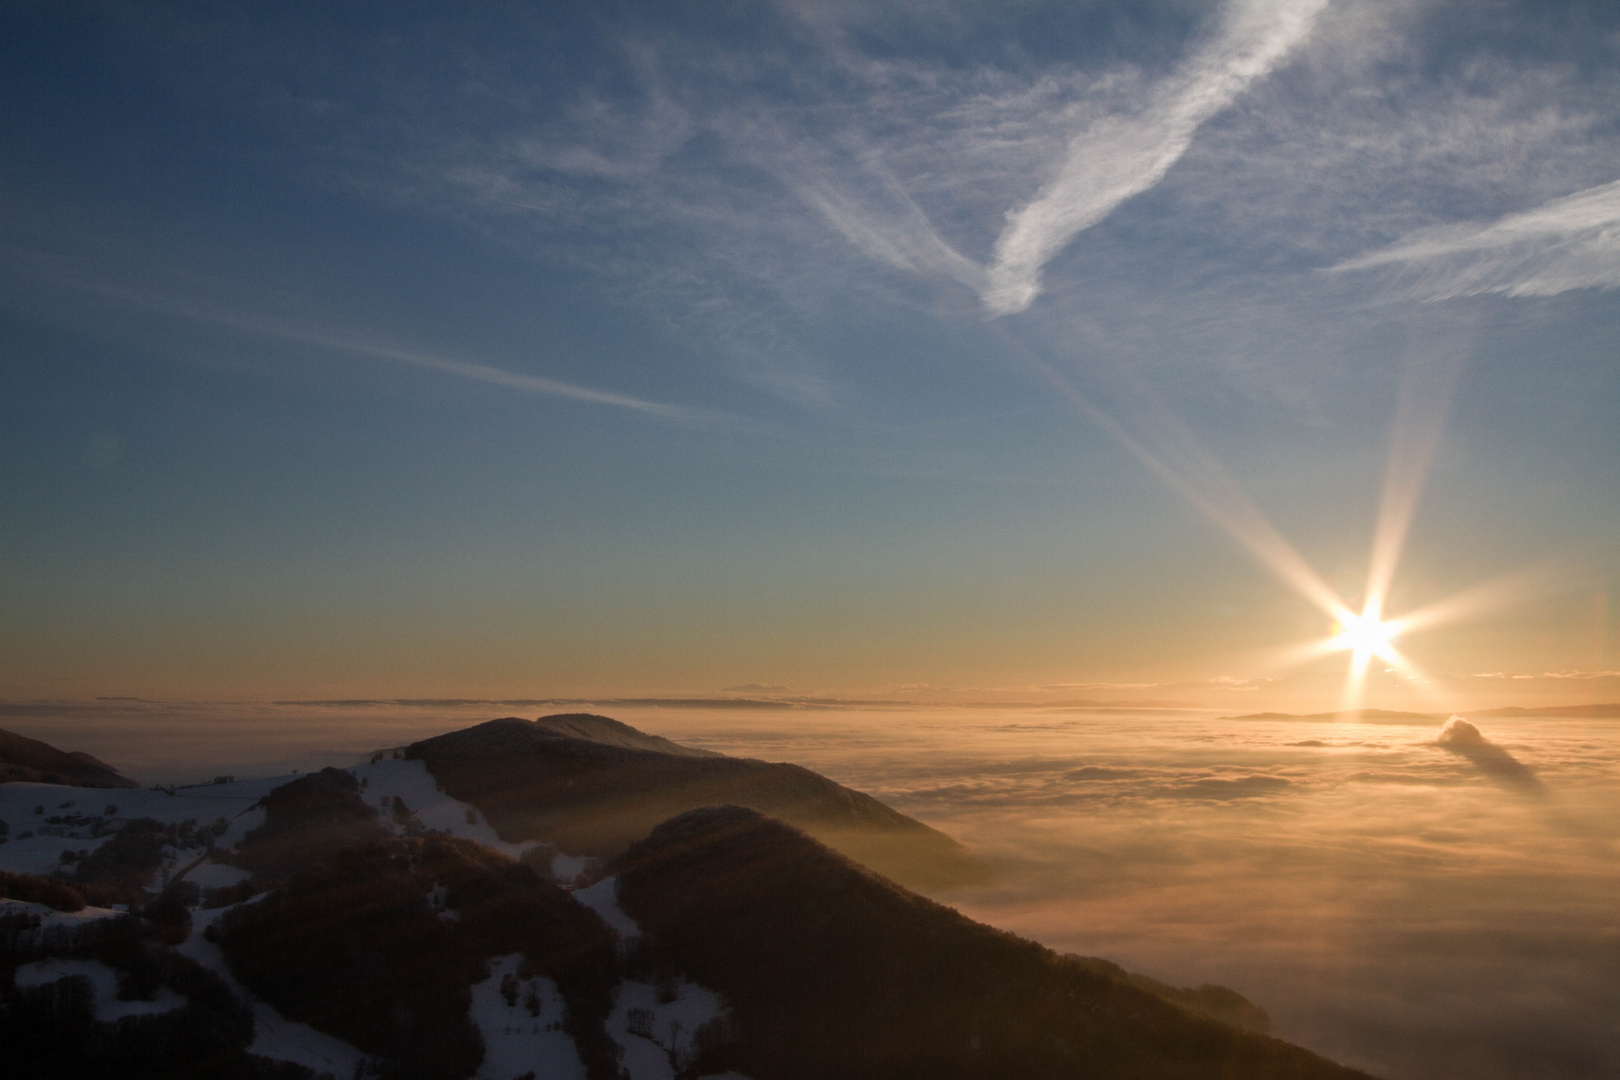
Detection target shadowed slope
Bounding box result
[0,727,138,788]
[408,716,981,890]
[218,835,623,1080]
[235,766,391,878]
[611,806,1378,1080]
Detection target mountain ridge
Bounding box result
[408,714,982,890]
[0,726,138,788]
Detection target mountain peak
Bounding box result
[407,713,718,760]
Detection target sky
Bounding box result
[2,0,1618,711]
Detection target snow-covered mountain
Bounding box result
[2,719,1378,1080]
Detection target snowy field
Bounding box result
[3,759,749,1080]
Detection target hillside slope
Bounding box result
[612,806,1377,1080]
[409,716,980,889]
[217,835,622,1080]
[0,728,138,788]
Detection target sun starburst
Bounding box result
[1019,339,1550,710]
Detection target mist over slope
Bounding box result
[409,715,982,890]
[611,805,1372,1080]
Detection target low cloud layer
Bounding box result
[5,703,1617,1080]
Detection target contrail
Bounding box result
[2,247,718,425]
[983,0,1328,315]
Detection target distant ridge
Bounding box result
[1476,703,1620,718]
[0,726,138,787]
[409,714,981,890]
[1224,704,1620,722]
[1222,709,1436,723]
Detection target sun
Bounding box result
[1328,607,1403,663]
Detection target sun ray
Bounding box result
[993,329,1542,711]
[1363,345,1465,629]
[1395,566,1563,636]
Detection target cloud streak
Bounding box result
[1333,177,1620,300]
[2,247,718,425]
[982,0,1328,314]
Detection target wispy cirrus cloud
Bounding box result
[1332,177,1620,299]
[413,0,1330,343]
[982,0,1328,314]
[344,0,1619,414]
[749,0,1331,316]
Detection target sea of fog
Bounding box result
[4,699,1617,1080]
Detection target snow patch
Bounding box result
[14,957,185,1021]
[571,876,640,938]
[608,978,734,1080]
[468,953,586,1080]
[184,860,254,890]
[567,879,746,1079]
[349,759,542,860]
[0,898,126,930]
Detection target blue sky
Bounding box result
[2,0,1617,706]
